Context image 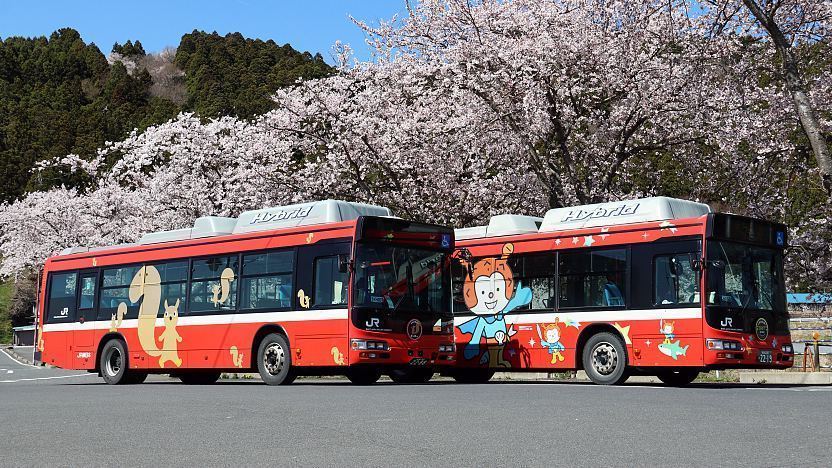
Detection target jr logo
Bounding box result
[720,317,733,328]
[366,318,381,328]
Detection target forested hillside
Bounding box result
[0,28,333,205]
[0,28,332,339]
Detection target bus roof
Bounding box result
[58,200,393,256]
[455,197,711,240]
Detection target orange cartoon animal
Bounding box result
[660,319,676,344]
[458,243,532,367]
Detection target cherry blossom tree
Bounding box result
[0,0,830,290]
[700,0,832,191]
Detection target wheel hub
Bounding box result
[263,343,285,376]
[591,342,618,375]
[105,348,122,376]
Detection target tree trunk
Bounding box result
[741,0,832,192]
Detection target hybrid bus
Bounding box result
[36,200,456,385]
[449,197,794,385]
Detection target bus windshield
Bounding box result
[706,241,786,314]
[353,243,450,315]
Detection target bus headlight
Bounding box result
[351,339,389,351]
[706,339,743,351]
[781,344,793,354]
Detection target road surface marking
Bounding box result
[0,373,95,384]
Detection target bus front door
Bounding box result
[295,242,352,365]
[73,270,99,368]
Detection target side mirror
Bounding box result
[338,254,350,273]
[690,258,702,271]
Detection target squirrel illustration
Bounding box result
[211,268,236,307]
[230,346,244,368]
[157,299,183,368]
[331,347,345,366]
[109,302,126,332]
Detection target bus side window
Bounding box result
[313,256,348,307]
[512,254,556,310]
[99,265,142,321]
[190,255,239,314]
[46,272,78,323]
[654,254,699,306]
[558,248,627,308]
[240,250,294,310]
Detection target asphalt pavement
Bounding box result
[0,357,830,466]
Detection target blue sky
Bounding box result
[0,0,406,62]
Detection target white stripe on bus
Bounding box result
[453,307,701,325]
[42,308,348,333]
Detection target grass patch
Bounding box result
[695,370,740,383]
[0,280,13,344]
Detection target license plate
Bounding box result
[757,350,772,364]
[409,358,429,366]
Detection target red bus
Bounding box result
[36,200,456,385]
[448,197,794,385]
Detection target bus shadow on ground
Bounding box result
[63,377,829,389]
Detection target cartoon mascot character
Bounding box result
[457,243,532,367]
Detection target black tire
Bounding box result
[99,339,134,385]
[656,369,699,386]
[582,332,629,385]
[178,371,222,385]
[256,333,296,386]
[389,368,434,384]
[451,369,496,384]
[346,368,382,385]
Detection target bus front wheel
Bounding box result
[100,339,143,385]
[256,333,296,386]
[582,332,629,385]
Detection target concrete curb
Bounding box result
[739,371,832,385]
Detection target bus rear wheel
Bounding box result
[256,333,296,386]
[656,369,699,386]
[389,368,434,384]
[346,368,382,385]
[178,372,222,385]
[582,332,629,385]
[100,339,142,385]
[451,369,495,384]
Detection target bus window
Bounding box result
[150,261,188,315]
[46,272,77,323]
[313,256,348,307]
[99,265,141,321]
[654,254,699,305]
[78,274,96,310]
[241,250,294,310]
[190,255,239,313]
[558,248,626,308]
[514,254,555,310]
